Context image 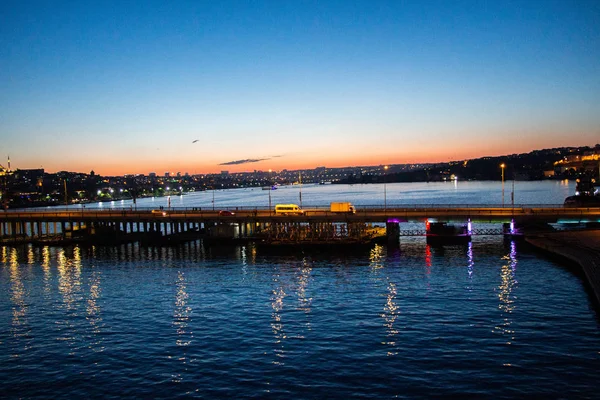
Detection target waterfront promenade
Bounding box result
[526,230,600,304]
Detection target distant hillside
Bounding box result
[337,145,600,184]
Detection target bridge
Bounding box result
[1,205,599,246]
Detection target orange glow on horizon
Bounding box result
[14,137,598,176]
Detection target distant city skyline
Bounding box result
[2,1,599,176]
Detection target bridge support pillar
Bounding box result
[386,221,400,247]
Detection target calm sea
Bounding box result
[2,181,599,399]
[73,179,576,210]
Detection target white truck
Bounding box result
[330,202,356,213]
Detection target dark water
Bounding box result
[1,239,599,399]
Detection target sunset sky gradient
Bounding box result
[2,0,599,175]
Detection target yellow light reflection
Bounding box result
[381,281,400,356]
[27,246,35,265]
[250,245,257,264]
[296,257,313,317]
[369,244,384,269]
[9,247,30,355]
[57,247,82,310]
[493,241,518,344]
[56,246,83,352]
[42,246,51,294]
[369,244,402,356]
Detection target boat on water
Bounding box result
[262,185,277,190]
[564,177,600,207]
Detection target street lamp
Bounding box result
[64,179,68,206]
[500,163,505,207]
[268,169,272,211]
[299,171,303,209]
[384,165,389,211]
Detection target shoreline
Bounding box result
[526,230,600,305]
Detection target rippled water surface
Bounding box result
[1,239,599,399]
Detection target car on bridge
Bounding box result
[219,210,235,216]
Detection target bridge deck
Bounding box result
[1,205,599,223]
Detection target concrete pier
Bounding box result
[526,230,600,304]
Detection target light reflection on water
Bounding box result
[467,241,474,281]
[9,247,29,356]
[383,281,399,356]
[270,272,286,365]
[495,241,518,344]
[296,257,313,317]
[0,240,599,398]
[86,268,104,353]
[172,270,193,383]
[42,246,51,295]
[370,244,400,356]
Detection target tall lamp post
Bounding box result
[299,171,303,209]
[384,165,389,211]
[500,163,505,207]
[268,169,272,210]
[63,179,68,206]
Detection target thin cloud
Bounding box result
[219,154,285,165]
[219,158,269,165]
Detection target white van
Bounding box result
[274,204,304,215]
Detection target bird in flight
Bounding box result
[192,139,199,143]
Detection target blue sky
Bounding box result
[1,0,599,175]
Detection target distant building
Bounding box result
[165,172,170,178]
[149,172,156,178]
[13,168,44,182]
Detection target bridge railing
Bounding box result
[1,205,598,221]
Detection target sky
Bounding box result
[1,0,599,175]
